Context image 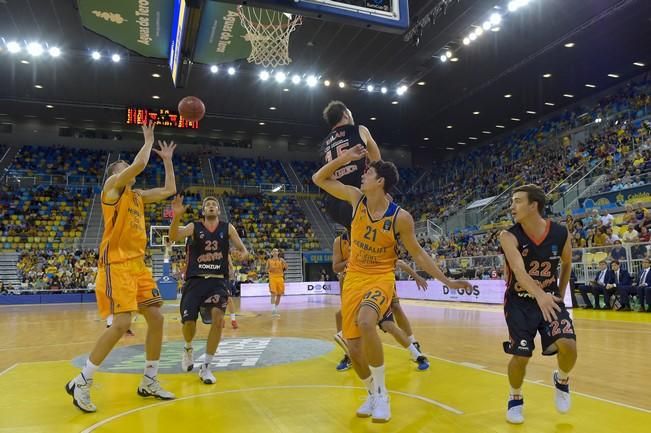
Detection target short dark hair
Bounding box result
[202,196,219,207]
[106,160,128,177]
[599,260,607,265]
[322,101,348,127]
[369,160,399,193]
[611,260,620,266]
[513,184,545,215]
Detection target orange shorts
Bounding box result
[341,271,394,339]
[269,276,285,295]
[95,258,162,319]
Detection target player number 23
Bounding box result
[204,240,219,251]
[363,290,386,306]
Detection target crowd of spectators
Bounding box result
[15,249,98,292]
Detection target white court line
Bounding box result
[459,362,487,370]
[384,343,651,414]
[79,384,463,432]
[0,363,17,377]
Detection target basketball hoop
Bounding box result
[237,6,302,68]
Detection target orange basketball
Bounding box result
[178,96,205,122]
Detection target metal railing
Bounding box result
[3,170,102,186]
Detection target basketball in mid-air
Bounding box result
[178,96,206,122]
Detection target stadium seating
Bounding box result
[211,156,288,186]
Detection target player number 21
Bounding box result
[363,226,377,242]
[363,290,386,306]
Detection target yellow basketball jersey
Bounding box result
[268,258,285,277]
[98,187,147,266]
[347,196,399,275]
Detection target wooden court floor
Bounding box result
[0,295,649,432]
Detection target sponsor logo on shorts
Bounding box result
[152,288,160,297]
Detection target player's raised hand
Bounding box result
[153,140,176,161]
[141,120,156,144]
[536,292,563,322]
[342,144,367,162]
[171,194,187,217]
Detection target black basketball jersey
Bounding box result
[505,220,568,297]
[319,124,367,187]
[185,221,229,279]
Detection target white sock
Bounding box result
[558,369,570,381]
[81,359,99,380]
[230,313,236,321]
[272,305,277,313]
[362,375,374,394]
[408,335,417,344]
[204,353,214,367]
[369,365,387,396]
[144,360,159,378]
[106,315,113,327]
[184,341,193,350]
[407,343,421,361]
[510,387,523,398]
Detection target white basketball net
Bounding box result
[237,6,302,68]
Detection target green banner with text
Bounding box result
[193,2,251,65]
[78,0,174,58]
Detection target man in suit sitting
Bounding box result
[580,260,614,309]
[635,258,651,312]
[606,260,633,311]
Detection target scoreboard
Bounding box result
[126,107,199,129]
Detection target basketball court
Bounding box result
[1,296,650,432]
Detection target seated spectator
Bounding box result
[622,224,640,243]
[607,260,633,310]
[600,209,615,227]
[635,258,651,312]
[605,227,621,245]
[579,260,613,309]
[610,241,627,261]
[639,226,650,242]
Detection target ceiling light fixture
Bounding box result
[6,41,21,54]
[338,81,345,88]
[48,47,61,58]
[564,42,575,48]
[504,94,512,98]
[563,94,574,98]
[227,67,236,75]
[275,71,286,83]
[210,65,219,73]
[526,110,536,114]
[608,73,619,78]
[380,87,387,94]
[152,73,161,78]
[543,73,552,78]
[26,42,44,57]
[391,101,399,105]
[417,81,426,86]
[495,125,505,128]
[91,51,101,60]
[111,53,121,62]
[473,111,480,115]
[511,117,520,121]
[633,62,645,67]
[585,83,596,88]
[306,75,318,87]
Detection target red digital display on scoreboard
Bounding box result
[126,108,199,129]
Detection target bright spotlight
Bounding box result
[6,41,21,54]
[210,65,219,73]
[227,66,236,75]
[482,21,491,30]
[445,50,452,58]
[324,80,331,86]
[469,33,477,41]
[275,71,286,83]
[27,42,44,57]
[291,74,301,84]
[489,13,502,25]
[338,81,345,88]
[463,37,470,45]
[48,47,61,58]
[508,1,518,12]
[397,85,407,96]
[260,70,270,81]
[91,51,101,60]
[380,86,387,94]
[367,84,374,92]
[440,54,447,62]
[306,75,317,87]
[111,53,121,62]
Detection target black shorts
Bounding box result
[378,308,394,332]
[180,277,229,324]
[503,292,576,357]
[325,194,353,230]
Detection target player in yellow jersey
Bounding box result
[332,232,430,372]
[266,249,287,316]
[66,122,177,412]
[313,144,472,423]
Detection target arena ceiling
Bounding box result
[0,0,649,154]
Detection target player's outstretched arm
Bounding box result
[168,195,194,242]
[228,224,249,261]
[332,237,347,273]
[396,210,470,290]
[396,259,428,291]
[138,140,177,204]
[312,145,365,205]
[359,125,381,162]
[499,230,562,322]
[105,122,156,193]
